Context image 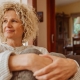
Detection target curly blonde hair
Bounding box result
[0,1,39,42]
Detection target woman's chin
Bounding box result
[5,36,14,39]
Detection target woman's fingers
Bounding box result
[34,55,60,76]
[35,68,69,80]
[33,62,55,76]
[35,68,60,80]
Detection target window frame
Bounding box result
[71,13,80,34]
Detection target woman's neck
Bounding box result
[6,39,23,47]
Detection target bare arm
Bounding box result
[8,54,52,72]
[9,54,28,71]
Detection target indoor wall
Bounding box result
[37,0,47,49]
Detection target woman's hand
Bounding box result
[25,54,52,72]
[33,54,78,80]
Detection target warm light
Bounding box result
[0,0,28,4]
[76,17,80,24]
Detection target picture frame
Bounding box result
[37,12,43,22]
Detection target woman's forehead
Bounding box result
[3,10,20,19]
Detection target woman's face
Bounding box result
[2,10,24,40]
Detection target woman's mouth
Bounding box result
[6,30,15,33]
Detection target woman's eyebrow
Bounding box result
[3,17,20,21]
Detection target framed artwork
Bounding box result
[37,12,43,22]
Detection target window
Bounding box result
[71,13,80,35]
[73,17,80,34]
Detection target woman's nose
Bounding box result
[6,21,12,27]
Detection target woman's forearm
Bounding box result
[8,54,30,71]
[8,53,52,72]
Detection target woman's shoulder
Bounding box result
[0,42,6,47]
[0,42,9,47]
[0,42,7,52]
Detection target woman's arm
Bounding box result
[0,50,52,80]
[9,54,29,71]
[1,50,78,80]
[0,51,14,80]
[33,54,78,80]
[9,53,52,72]
[31,47,78,80]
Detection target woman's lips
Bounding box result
[6,30,15,32]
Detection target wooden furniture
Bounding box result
[47,0,56,52]
[64,45,73,55]
[56,13,70,54]
[73,37,80,55]
[64,37,80,55]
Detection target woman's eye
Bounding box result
[3,20,7,22]
[12,20,17,22]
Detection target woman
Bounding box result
[0,1,79,80]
